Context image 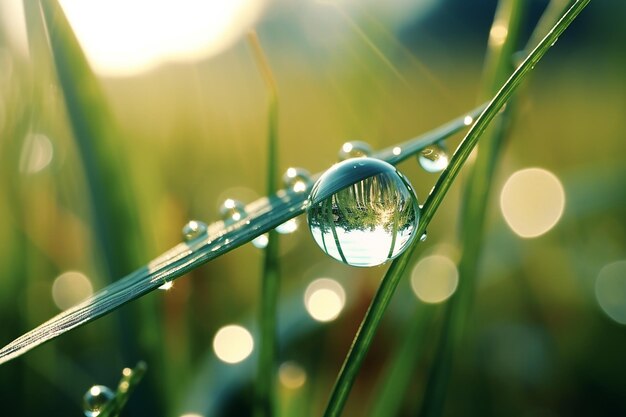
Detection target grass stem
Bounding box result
[321,1,591,416]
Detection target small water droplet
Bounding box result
[182,220,208,241]
[307,158,420,267]
[83,385,114,417]
[283,167,312,193]
[550,37,558,47]
[338,141,372,160]
[418,143,449,173]
[392,147,402,156]
[220,199,247,224]
[463,115,473,126]
[276,218,298,234]
[252,233,269,248]
[420,232,427,242]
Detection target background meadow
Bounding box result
[0,0,625,416]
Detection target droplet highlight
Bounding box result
[182,220,208,241]
[338,141,372,160]
[252,233,269,249]
[283,167,312,193]
[418,143,449,173]
[83,385,115,417]
[307,158,420,267]
[220,199,247,224]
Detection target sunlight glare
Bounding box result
[58,0,266,76]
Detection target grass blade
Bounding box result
[0,105,482,366]
[247,31,281,417]
[98,361,148,417]
[321,1,591,416]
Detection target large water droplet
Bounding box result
[418,143,449,173]
[283,167,312,193]
[182,220,208,241]
[220,199,247,224]
[307,158,420,267]
[83,385,115,417]
[338,141,372,160]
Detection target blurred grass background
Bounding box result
[0,0,625,416]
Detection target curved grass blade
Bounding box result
[0,106,483,366]
[321,1,591,416]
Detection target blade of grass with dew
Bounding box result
[97,361,148,417]
[419,1,574,416]
[248,31,281,417]
[0,104,483,366]
[419,0,527,415]
[321,2,591,416]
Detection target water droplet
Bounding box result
[307,158,420,267]
[283,167,312,193]
[182,220,208,241]
[83,385,114,417]
[252,233,269,248]
[220,199,247,224]
[338,141,372,160]
[463,115,474,126]
[418,143,449,173]
[420,232,427,242]
[158,281,173,290]
[276,218,298,234]
[550,37,558,47]
[392,147,402,156]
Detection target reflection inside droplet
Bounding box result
[418,143,449,173]
[307,158,420,267]
[283,167,312,193]
[83,385,115,417]
[304,278,346,322]
[220,199,247,223]
[182,220,207,241]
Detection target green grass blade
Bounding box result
[247,31,281,417]
[98,361,147,417]
[418,1,528,416]
[321,1,591,416]
[0,106,481,366]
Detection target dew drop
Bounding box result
[182,220,208,241]
[283,167,312,193]
[220,199,247,224]
[83,385,115,417]
[420,232,427,242]
[252,233,269,248]
[276,218,298,234]
[338,141,372,160]
[307,158,420,267]
[418,143,449,173]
